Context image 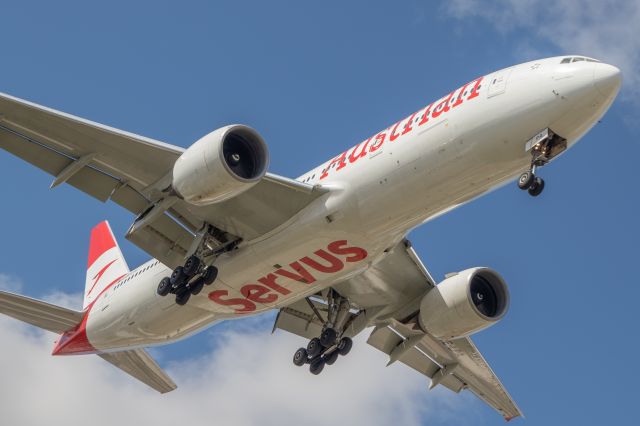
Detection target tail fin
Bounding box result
[84,221,129,309]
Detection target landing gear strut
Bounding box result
[291,290,355,374]
[155,223,238,306]
[517,128,567,197]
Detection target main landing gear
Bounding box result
[156,255,218,306]
[517,128,567,197]
[292,290,355,375]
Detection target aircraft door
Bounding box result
[487,67,513,98]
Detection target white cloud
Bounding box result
[0,273,23,292]
[0,290,472,426]
[444,0,640,100]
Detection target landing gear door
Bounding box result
[487,67,513,98]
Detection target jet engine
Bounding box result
[172,125,269,205]
[418,268,510,340]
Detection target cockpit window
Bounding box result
[560,56,601,64]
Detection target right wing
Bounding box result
[99,349,177,394]
[0,92,327,269]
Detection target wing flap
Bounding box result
[125,214,194,269]
[99,348,177,394]
[272,298,326,340]
[0,290,83,334]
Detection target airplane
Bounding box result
[0,55,621,421]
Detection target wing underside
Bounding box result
[273,240,522,421]
[367,320,522,421]
[0,92,327,269]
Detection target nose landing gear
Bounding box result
[517,128,567,197]
[291,290,356,374]
[517,168,545,197]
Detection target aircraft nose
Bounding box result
[593,62,622,98]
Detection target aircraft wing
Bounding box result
[273,240,522,421]
[367,320,523,421]
[273,240,436,339]
[0,92,327,269]
[99,349,177,394]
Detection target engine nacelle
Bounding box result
[172,125,269,205]
[418,267,510,340]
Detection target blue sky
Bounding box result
[0,1,639,425]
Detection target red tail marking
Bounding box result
[86,259,117,296]
[87,221,116,268]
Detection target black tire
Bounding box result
[309,357,325,375]
[337,337,353,356]
[183,255,201,277]
[170,266,187,286]
[320,328,337,347]
[293,348,308,366]
[157,277,171,296]
[175,289,191,306]
[528,177,545,197]
[324,350,339,365]
[202,266,218,285]
[307,337,323,358]
[189,278,205,295]
[518,171,534,190]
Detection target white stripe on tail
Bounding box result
[83,221,130,310]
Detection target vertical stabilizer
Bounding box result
[84,221,129,309]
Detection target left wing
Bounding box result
[273,240,522,421]
[0,92,327,268]
[367,319,523,421]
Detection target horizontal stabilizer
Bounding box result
[0,290,83,334]
[99,349,177,394]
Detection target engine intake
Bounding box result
[172,125,269,205]
[418,268,509,340]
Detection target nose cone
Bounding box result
[593,63,622,98]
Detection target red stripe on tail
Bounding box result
[87,221,116,268]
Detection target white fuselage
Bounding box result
[82,56,620,353]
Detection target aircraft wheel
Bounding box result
[337,337,353,356]
[189,278,205,295]
[324,350,339,365]
[528,177,545,197]
[175,289,191,306]
[320,328,337,347]
[517,171,534,190]
[170,266,187,286]
[202,266,218,285]
[293,348,308,366]
[183,255,201,276]
[307,337,323,358]
[157,277,171,296]
[309,357,325,375]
